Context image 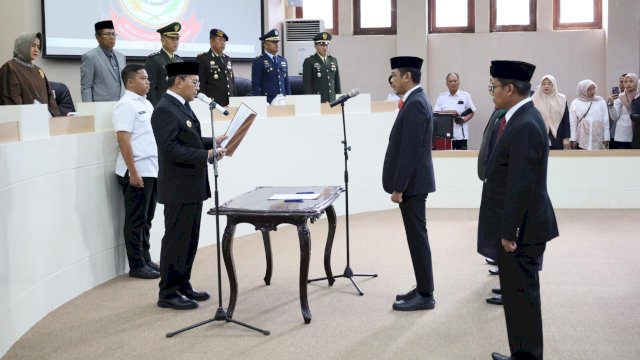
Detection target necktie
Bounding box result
[398,99,404,109]
[108,54,119,80]
[496,115,507,140]
[184,101,194,117]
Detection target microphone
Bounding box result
[196,93,229,116]
[329,88,360,108]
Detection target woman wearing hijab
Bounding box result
[0,32,60,116]
[569,80,609,150]
[532,75,570,149]
[608,73,638,149]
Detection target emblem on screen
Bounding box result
[118,0,189,28]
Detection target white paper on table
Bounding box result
[268,193,321,200]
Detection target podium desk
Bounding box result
[213,185,343,324]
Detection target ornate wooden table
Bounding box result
[212,185,343,324]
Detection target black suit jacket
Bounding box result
[382,87,436,196]
[49,81,75,116]
[151,94,214,204]
[477,109,501,181]
[631,98,640,149]
[478,101,558,248]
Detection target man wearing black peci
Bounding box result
[151,61,226,310]
[479,60,558,360]
[383,56,436,312]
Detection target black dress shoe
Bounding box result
[488,268,499,275]
[486,295,503,305]
[485,258,498,266]
[146,260,160,272]
[157,294,198,310]
[491,352,511,360]
[492,288,502,295]
[180,288,210,302]
[395,287,417,301]
[392,293,435,311]
[129,265,160,279]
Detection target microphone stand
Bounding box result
[307,101,377,295]
[166,103,269,337]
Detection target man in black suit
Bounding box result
[151,61,226,310]
[478,108,505,305]
[478,60,559,360]
[383,56,436,312]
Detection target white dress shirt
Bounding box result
[113,90,158,177]
[433,90,476,140]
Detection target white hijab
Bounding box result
[576,79,604,102]
[532,75,567,137]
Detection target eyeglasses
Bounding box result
[189,80,200,87]
[100,32,118,37]
[488,84,506,94]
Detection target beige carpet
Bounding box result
[4,209,640,360]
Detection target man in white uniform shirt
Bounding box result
[434,73,476,149]
[113,64,160,279]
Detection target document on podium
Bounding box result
[268,193,321,200]
[220,102,257,156]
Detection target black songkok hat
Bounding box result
[165,62,199,77]
[157,22,181,37]
[313,32,332,44]
[490,60,536,82]
[390,56,423,70]
[94,20,114,32]
[259,29,280,42]
[210,28,229,41]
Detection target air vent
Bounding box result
[285,19,324,42]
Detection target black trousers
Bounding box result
[399,193,434,294]
[159,202,203,299]
[452,139,468,150]
[498,241,547,360]
[118,175,157,269]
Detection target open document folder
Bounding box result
[220,102,257,156]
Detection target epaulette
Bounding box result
[148,51,162,57]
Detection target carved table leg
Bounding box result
[222,223,237,319]
[323,205,337,286]
[261,230,273,286]
[297,223,312,324]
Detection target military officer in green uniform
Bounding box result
[302,32,341,103]
[197,28,235,106]
[144,22,183,106]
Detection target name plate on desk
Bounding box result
[371,100,399,113]
[49,115,95,136]
[320,102,342,115]
[76,101,116,132]
[0,104,50,141]
[0,121,20,144]
[267,104,295,118]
